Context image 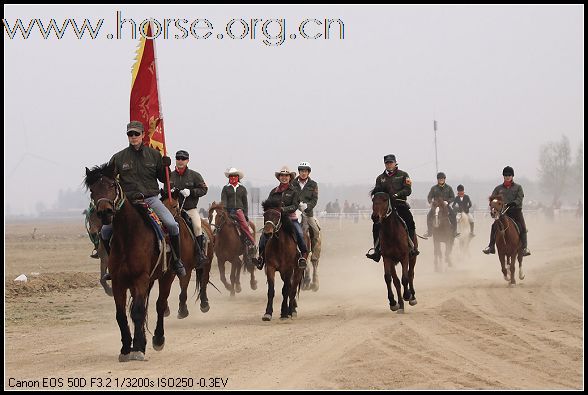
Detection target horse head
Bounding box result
[84,162,121,225]
[208,201,228,232]
[370,185,391,224]
[261,197,283,237]
[489,195,504,219]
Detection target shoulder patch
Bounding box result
[405,177,412,186]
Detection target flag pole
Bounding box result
[150,20,172,201]
[434,119,438,175]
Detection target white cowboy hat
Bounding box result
[275,166,296,180]
[224,167,244,179]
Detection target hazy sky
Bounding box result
[4,5,584,214]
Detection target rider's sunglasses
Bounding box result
[126,131,142,137]
[176,156,188,161]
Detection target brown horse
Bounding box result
[85,208,112,296]
[371,187,417,312]
[162,190,214,317]
[431,196,454,272]
[489,195,525,285]
[84,163,175,361]
[261,198,304,321]
[208,202,257,297]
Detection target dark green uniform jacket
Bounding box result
[375,169,412,201]
[427,184,455,204]
[221,183,249,216]
[492,183,524,209]
[291,177,319,217]
[109,144,166,199]
[267,184,300,215]
[168,168,208,210]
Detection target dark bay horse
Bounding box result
[431,196,454,272]
[85,209,112,296]
[261,198,304,321]
[162,190,214,317]
[84,163,175,362]
[371,187,417,312]
[208,202,257,297]
[489,195,525,285]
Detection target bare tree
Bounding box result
[538,135,571,204]
[572,143,583,196]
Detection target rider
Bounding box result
[291,161,321,267]
[220,167,257,257]
[423,172,459,238]
[366,154,419,262]
[100,121,186,279]
[451,184,475,236]
[254,166,308,270]
[483,166,531,256]
[167,149,209,268]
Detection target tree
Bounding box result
[538,135,571,204]
[572,143,583,196]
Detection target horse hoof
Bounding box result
[177,311,189,319]
[200,302,210,313]
[409,298,418,306]
[130,351,145,361]
[291,311,297,318]
[503,276,509,282]
[235,284,242,293]
[519,274,525,280]
[312,283,319,292]
[390,303,399,311]
[152,336,165,351]
[397,308,405,314]
[280,315,289,320]
[262,314,272,321]
[164,306,170,317]
[118,353,131,362]
[250,280,257,290]
[403,292,411,302]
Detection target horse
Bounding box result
[489,195,525,285]
[208,202,257,297]
[260,198,304,321]
[84,163,175,361]
[456,211,472,258]
[162,189,214,317]
[371,187,417,312]
[431,196,454,272]
[85,208,112,296]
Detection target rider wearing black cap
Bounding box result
[483,166,531,256]
[423,172,459,238]
[366,154,419,262]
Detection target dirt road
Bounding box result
[5,214,583,390]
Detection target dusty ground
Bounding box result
[4,213,584,390]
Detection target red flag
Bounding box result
[130,22,165,153]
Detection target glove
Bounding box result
[245,216,249,222]
[506,202,516,209]
[299,202,308,211]
[443,200,449,205]
[180,189,191,198]
[392,193,399,198]
[162,156,171,167]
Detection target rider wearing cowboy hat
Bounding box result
[220,167,257,257]
[423,172,459,238]
[254,166,308,270]
[483,166,531,256]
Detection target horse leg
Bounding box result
[401,258,411,302]
[249,264,258,290]
[218,259,231,291]
[177,270,190,319]
[228,257,241,296]
[199,263,211,313]
[446,240,453,267]
[499,254,509,282]
[390,262,404,313]
[434,240,441,272]
[383,258,398,311]
[518,253,525,280]
[408,256,417,306]
[280,269,291,319]
[234,257,242,294]
[129,280,148,360]
[509,255,516,285]
[290,268,303,318]
[99,253,113,297]
[153,272,174,351]
[302,266,311,290]
[263,266,276,321]
[311,260,319,292]
[112,282,132,361]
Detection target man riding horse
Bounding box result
[291,161,321,267]
[366,154,419,261]
[99,121,186,280]
[423,172,459,238]
[483,166,531,256]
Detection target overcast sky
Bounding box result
[4,5,584,214]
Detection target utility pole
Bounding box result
[434,120,439,174]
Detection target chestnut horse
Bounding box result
[371,187,417,312]
[208,202,257,297]
[84,163,175,362]
[162,189,214,317]
[261,198,304,321]
[489,195,525,285]
[431,196,454,272]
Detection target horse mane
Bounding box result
[262,197,295,238]
[160,188,181,202]
[489,194,503,203]
[83,162,113,190]
[370,184,389,197]
[210,201,226,211]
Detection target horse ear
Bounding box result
[105,161,116,178]
[85,167,90,176]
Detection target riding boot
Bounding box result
[100,238,112,281]
[470,222,475,237]
[298,252,309,269]
[408,228,419,256]
[452,218,460,238]
[90,249,99,259]
[482,225,496,254]
[423,212,433,238]
[254,243,265,270]
[170,234,187,277]
[366,223,381,262]
[520,231,531,256]
[195,235,209,269]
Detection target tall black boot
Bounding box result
[520,231,531,256]
[483,224,496,254]
[366,223,381,262]
[195,235,209,269]
[170,234,187,277]
[408,228,419,256]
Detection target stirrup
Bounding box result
[482,246,495,255]
[255,256,264,270]
[90,250,99,259]
[522,248,531,256]
[365,248,381,262]
[101,272,111,281]
[410,248,420,257]
[173,260,187,277]
[423,231,432,238]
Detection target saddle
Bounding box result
[133,202,166,248]
[391,205,416,250]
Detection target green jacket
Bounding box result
[375,169,412,200]
[221,184,249,216]
[291,177,319,217]
[492,182,524,208]
[267,184,300,215]
[109,144,166,199]
[168,168,208,210]
[427,183,455,204]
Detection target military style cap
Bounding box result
[502,166,514,176]
[437,172,446,179]
[384,154,396,163]
[176,150,189,159]
[127,121,144,133]
[457,184,464,191]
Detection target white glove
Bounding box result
[180,188,191,197]
[299,202,308,211]
[443,200,449,206]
